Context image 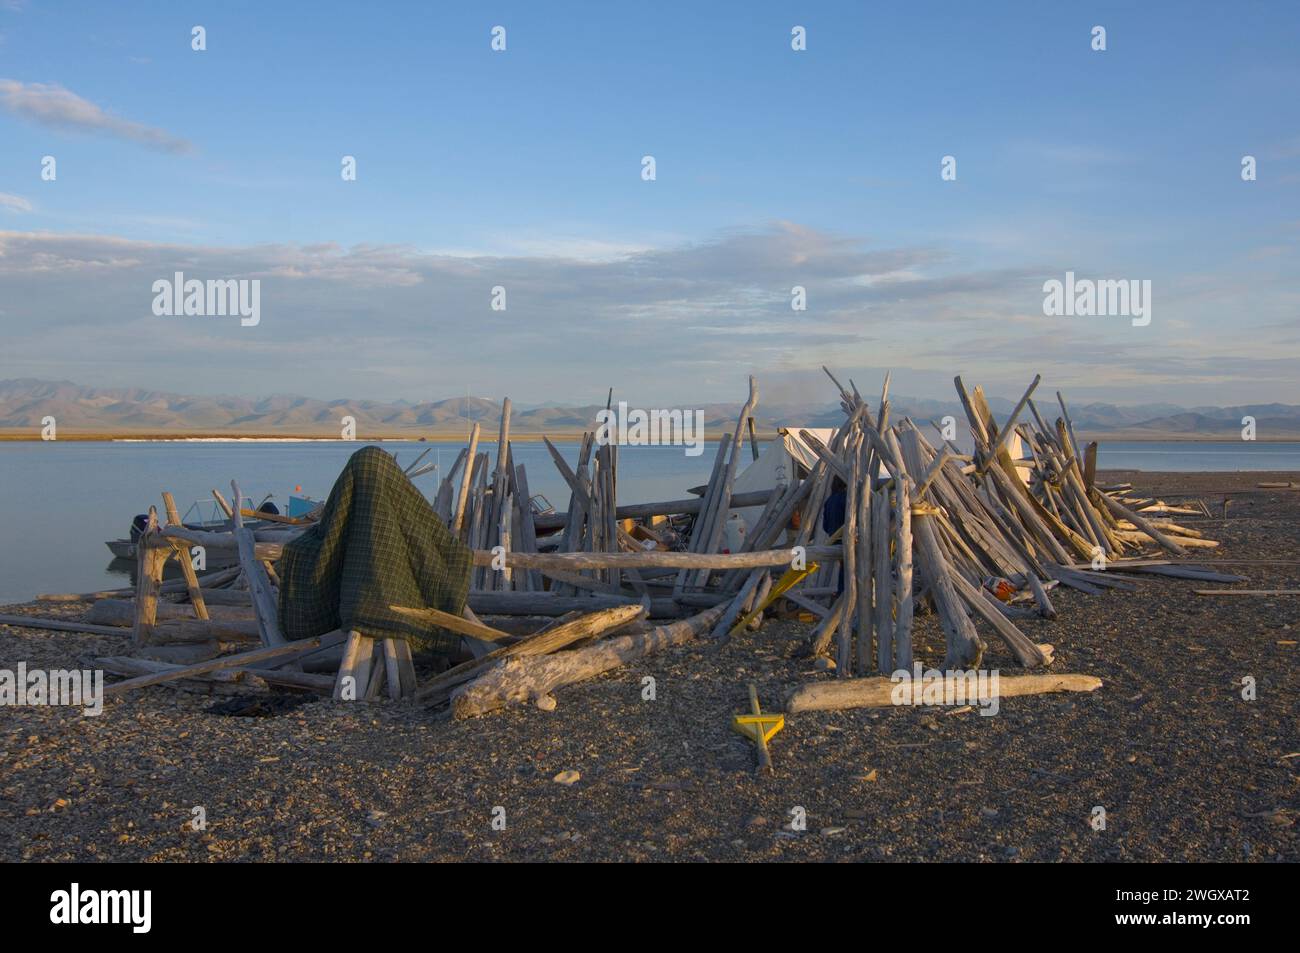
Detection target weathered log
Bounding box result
[912,512,985,669]
[151,618,262,643]
[947,570,1049,667]
[470,546,836,571]
[158,525,285,559]
[231,480,286,648]
[162,491,210,621]
[388,603,511,643]
[0,614,127,637]
[96,655,333,694]
[785,672,1102,713]
[104,630,346,697]
[532,488,779,533]
[420,603,647,705]
[452,423,481,540]
[451,604,725,719]
[837,430,860,676]
[86,599,252,627]
[37,566,242,603]
[1094,489,1187,556]
[134,512,167,646]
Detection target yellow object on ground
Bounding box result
[732,683,784,773]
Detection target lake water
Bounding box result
[1,438,1296,604]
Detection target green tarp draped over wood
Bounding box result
[278,446,472,655]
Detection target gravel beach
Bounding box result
[2,471,1297,863]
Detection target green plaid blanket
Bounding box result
[278,446,472,656]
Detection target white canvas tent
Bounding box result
[730,427,835,532]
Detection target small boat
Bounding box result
[103,493,319,562]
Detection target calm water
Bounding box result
[0,439,1296,604]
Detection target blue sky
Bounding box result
[1,0,1298,407]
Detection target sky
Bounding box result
[0,0,1298,409]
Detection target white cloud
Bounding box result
[0,192,32,213]
[0,223,1295,405]
[0,79,193,154]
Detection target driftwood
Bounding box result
[86,599,251,627]
[388,604,511,643]
[161,491,210,621]
[785,672,1103,713]
[451,604,725,719]
[97,655,334,694]
[230,480,286,648]
[471,546,835,571]
[133,510,169,646]
[0,614,127,637]
[104,631,346,697]
[532,489,778,532]
[421,603,648,706]
[36,566,241,603]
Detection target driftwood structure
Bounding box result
[17,370,1240,725]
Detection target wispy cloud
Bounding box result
[0,223,1295,405]
[0,79,193,154]
[0,192,32,213]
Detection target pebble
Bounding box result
[553,770,580,785]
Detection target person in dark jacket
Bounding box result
[822,479,847,595]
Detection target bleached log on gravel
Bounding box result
[421,603,648,706]
[96,656,334,694]
[86,599,252,627]
[785,672,1102,713]
[151,618,262,643]
[103,630,346,697]
[37,566,241,603]
[469,546,836,571]
[0,614,126,637]
[451,604,725,719]
[1094,490,1187,555]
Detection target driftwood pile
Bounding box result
[17,370,1240,722]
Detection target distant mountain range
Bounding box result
[3,379,1300,440]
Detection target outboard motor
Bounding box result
[128,513,150,543]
